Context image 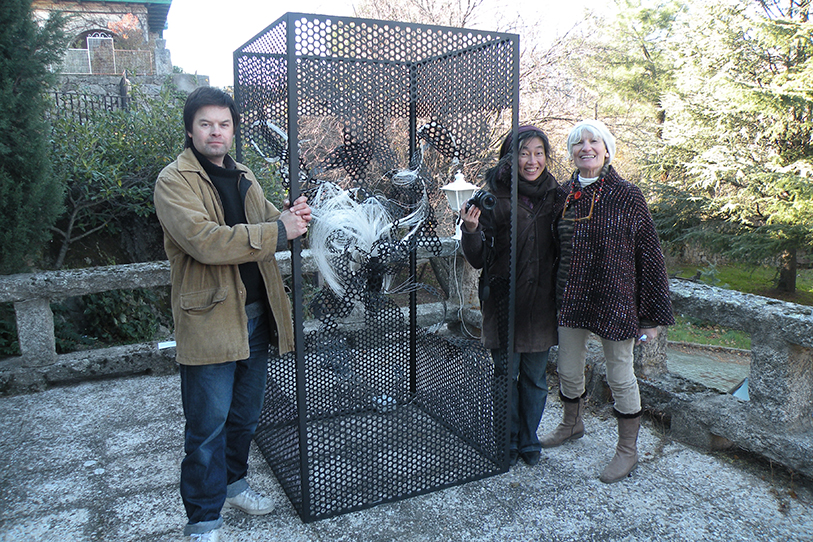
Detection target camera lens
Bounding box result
[467,190,497,212]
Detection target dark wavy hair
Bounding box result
[484,126,551,192]
[183,87,240,148]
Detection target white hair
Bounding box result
[566,119,616,165]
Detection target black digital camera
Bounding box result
[465,190,496,211]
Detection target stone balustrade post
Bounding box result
[749,329,813,427]
[14,298,57,367]
[634,326,669,380]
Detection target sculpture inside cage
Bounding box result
[235,12,519,522]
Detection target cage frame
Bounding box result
[234,12,520,522]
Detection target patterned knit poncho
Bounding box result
[554,165,675,341]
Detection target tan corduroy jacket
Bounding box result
[154,148,294,365]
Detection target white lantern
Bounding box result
[440,170,479,239]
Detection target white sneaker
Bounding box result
[223,486,275,515]
[189,529,220,542]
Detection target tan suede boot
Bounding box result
[599,411,641,484]
[539,392,585,448]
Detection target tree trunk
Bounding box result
[777,247,797,293]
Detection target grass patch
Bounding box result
[670,263,813,306]
[669,316,751,350]
[665,261,813,348]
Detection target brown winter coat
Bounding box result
[461,170,559,352]
[154,148,294,365]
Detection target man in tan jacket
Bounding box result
[154,87,310,542]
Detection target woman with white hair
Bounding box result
[541,119,674,483]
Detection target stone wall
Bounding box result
[559,280,813,479]
[1,247,811,477]
[0,241,460,391]
[53,72,209,97]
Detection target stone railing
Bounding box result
[0,260,171,366]
[1,244,811,477]
[0,240,463,393]
[574,279,812,478]
[668,280,813,427]
[524,276,813,476]
[652,280,813,478]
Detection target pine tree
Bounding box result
[0,0,67,274]
[571,0,813,293]
[651,0,813,292]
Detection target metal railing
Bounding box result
[48,91,130,122]
[48,74,133,122]
[59,47,153,76]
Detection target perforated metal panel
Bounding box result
[235,12,519,522]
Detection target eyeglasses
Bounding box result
[561,178,605,222]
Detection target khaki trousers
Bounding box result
[556,326,641,415]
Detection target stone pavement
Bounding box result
[1,373,811,542]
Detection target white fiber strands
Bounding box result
[308,174,430,299]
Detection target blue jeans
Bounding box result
[179,313,270,535]
[494,349,550,454]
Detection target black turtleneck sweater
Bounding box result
[192,146,277,308]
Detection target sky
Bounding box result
[163,0,599,88]
[164,1,355,87]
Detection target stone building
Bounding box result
[32,0,207,95]
[33,0,172,76]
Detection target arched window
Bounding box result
[71,30,116,50]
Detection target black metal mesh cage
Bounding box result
[235,12,519,522]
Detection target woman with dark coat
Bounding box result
[541,119,674,483]
[460,126,558,467]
